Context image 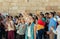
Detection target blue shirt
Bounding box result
[48,18,57,31]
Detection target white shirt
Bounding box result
[54,16,60,22]
[28,26,31,37]
[52,25,60,39]
[6,21,14,31]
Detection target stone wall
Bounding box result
[0,0,60,16]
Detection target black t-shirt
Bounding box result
[0,22,4,32]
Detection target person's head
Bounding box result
[57,12,60,17]
[53,11,56,15]
[11,16,13,20]
[40,12,43,14]
[49,12,55,18]
[32,15,38,24]
[15,16,18,19]
[28,15,34,24]
[33,15,38,20]
[45,12,49,18]
[40,14,44,19]
[21,18,25,24]
[19,13,23,18]
[29,13,33,16]
[7,16,12,21]
[57,18,60,25]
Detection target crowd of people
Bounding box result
[0,11,60,39]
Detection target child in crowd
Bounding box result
[51,18,60,39]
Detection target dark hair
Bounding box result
[50,12,55,17]
[11,16,13,20]
[45,12,49,15]
[40,12,43,14]
[32,16,36,24]
[34,15,38,20]
[15,16,18,18]
[53,11,56,15]
[40,14,44,17]
[19,13,23,17]
[32,15,38,24]
[19,13,22,16]
[7,16,12,19]
[29,13,33,16]
[7,16,10,18]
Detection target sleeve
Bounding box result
[52,26,59,34]
[25,22,29,26]
[50,19,56,27]
[52,30,57,34]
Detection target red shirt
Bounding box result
[37,19,45,26]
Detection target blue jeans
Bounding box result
[38,29,44,39]
[36,31,38,39]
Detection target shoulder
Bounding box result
[53,18,57,21]
[57,25,60,28]
[50,18,56,22]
